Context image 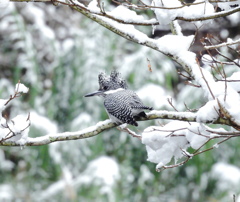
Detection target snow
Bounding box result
[87,1,157,24]
[71,112,92,130]
[110,6,145,22]
[15,83,29,94]
[151,0,181,25]
[7,114,30,145]
[180,0,214,27]
[185,123,210,149]
[218,1,240,11]
[0,184,13,201]
[22,5,55,39]
[157,35,194,55]
[152,0,214,26]
[196,100,219,123]
[30,111,58,134]
[227,71,240,92]
[138,165,154,185]
[142,121,190,168]
[103,18,149,44]
[0,117,7,129]
[211,162,240,190]
[87,0,100,12]
[0,150,14,171]
[201,54,214,65]
[217,85,240,125]
[0,0,9,9]
[38,156,120,200]
[136,84,171,109]
[171,21,183,36]
[87,0,151,44]
[142,121,227,167]
[80,156,120,187]
[8,114,29,134]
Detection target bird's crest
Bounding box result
[98,71,127,91]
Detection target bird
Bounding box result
[84,71,153,126]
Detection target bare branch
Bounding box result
[198,62,215,100]
[167,98,178,112]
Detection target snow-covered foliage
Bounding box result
[0,83,30,146]
[0,0,240,201]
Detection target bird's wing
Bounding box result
[128,91,153,110]
[104,93,138,126]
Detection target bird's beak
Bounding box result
[84,90,103,97]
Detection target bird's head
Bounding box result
[85,71,127,97]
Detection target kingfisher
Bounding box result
[84,71,153,126]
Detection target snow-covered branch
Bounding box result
[9,0,240,25]
[141,121,239,171]
[176,6,240,22]
[0,109,233,146]
[204,38,240,50]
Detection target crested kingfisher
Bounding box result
[85,71,153,126]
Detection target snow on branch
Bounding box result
[141,121,239,171]
[9,0,240,25]
[204,38,240,50]
[0,108,232,147]
[0,82,30,147]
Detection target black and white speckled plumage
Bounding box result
[104,89,153,126]
[85,71,153,126]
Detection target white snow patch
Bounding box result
[211,162,240,190]
[0,0,9,9]
[15,83,29,94]
[152,0,214,26]
[87,0,100,12]
[71,112,92,130]
[185,123,210,149]
[202,54,214,65]
[0,184,13,201]
[136,84,170,109]
[218,1,240,11]
[80,156,120,187]
[157,35,194,55]
[37,156,120,200]
[196,100,219,123]
[30,111,58,134]
[0,150,14,171]
[227,71,240,92]
[152,0,181,25]
[142,121,189,168]
[22,5,55,39]
[7,114,30,145]
[109,5,145,22]
[88,0,150,44]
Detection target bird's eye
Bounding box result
[103,86,108,90]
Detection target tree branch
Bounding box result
[204,38,240,50]
[176,6,240,21]
[9,0,240,24]
[0,110,231,146]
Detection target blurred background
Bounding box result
[0,1,240,201]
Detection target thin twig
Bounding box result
[167,98,178,112]
[197,62,215,100]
